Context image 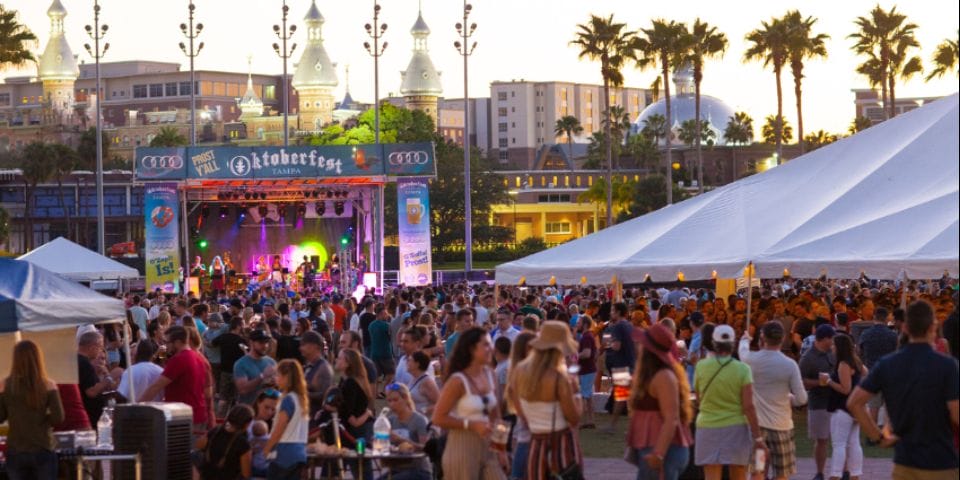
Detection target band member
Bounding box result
[270,254,285,284]
[328,254,341,286]
[256,255,269,282]
[356,254,368,275]
[297,255,315,289]
[223,250,236,274]
[210,256,226,294]
[191,256,206,276]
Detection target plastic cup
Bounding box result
[818,372,830,386]
[490,420,510,452]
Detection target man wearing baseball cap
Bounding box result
[799,324,837,480]
[233,329,278,406]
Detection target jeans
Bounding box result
[829,410,863,478]
[634,445,689,480]
[511,441,530,480]
[6,449,58,480]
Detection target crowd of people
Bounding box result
[1,277,958,480]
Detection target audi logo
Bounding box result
[140,155,184,170]
[388,151,430,165]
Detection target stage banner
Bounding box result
[134,147,188,181]
[397,178,433,286]
[144,183,181,293]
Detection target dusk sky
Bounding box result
[4,0,958,133]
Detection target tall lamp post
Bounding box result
[179,1,203,146]
[273,1,297,147]
[454,2,477,273]
[363,1,387,146]
[84,1,108,255]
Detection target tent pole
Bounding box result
[900,273,909,313]
[123,320,135,403]
[745,261,754,336]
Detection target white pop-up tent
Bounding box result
[496,93,959,285]
[18,236,139,282]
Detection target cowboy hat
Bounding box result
[634,323,681,365]
[529,320,578,356]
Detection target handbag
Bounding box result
[548,378,584,480]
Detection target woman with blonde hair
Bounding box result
[262,359,309,480]
[627,323,694,480]
[0,340,64,479]
[513,321,582,480]
[383,382,433,478]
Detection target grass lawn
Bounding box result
[578,409,893,459]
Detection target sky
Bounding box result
[3,0,958,134]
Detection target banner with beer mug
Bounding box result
[144,183,181,293]
[397,178,433,286]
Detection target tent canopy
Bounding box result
[0,258,126,333]
[18,236,139,281]
[496,93,959,285]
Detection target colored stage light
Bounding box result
[317,201,326,216]
[296,202,306,216]
[244,192,252,200]
[334,201,345,216]
[340,236,349,246]
[219,206,229,218]
[198,239,208,249]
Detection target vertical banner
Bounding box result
[397,178,433,286]
[144,183,181,293]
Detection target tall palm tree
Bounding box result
[682,19,727,192]
[0,5,36,70]
[783,10,828,155]
[634,19,689,204]
[724,112,754,179]
[761,115,793,145]
[744,17,790,164]
[678,119,716,149]
[50,144,79,241]
[927,32,959,80]
[850,6,917,119]
[803,130,838,151]
[20,142,54,250]
[553,115,584,165]
[571,14,636,227]
[887,32,924,117]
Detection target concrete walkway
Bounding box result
[583,457,894,479]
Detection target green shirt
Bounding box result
[0,384,64,452]
[368,319,393,359]
[694,356,752,429]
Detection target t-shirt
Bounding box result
[362,355,379,386]
[331,304,347,332]
[274,394,308,468]
[359,312,377,348]
[577,331,597,375]
[275,335,302,363]
[233,355,277,405]
[162,348,209,425]
[129,306,149,339]
[368,319,393,359]
[859,343,960,470]
[519,305,543,320]
[739,342,807,431]
[118,361,164,402]
[444,331,460,358]
[388,411,433,473]
[858,324,898,369]
[77,354,106,425]
[212,332,247,374]
[798,347,835,411]
[694,356,753,429]
[200,426,251,480]
[339,377,369,420]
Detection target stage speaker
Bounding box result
[311,255,320,268]
[384,246,399,271]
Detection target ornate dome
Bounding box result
[633,64,735,146]
[291,0,338,89]
[37,0,79,81]
[400,11,442,97]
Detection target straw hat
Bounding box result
[529,320,578,356]
[634,323,681,365]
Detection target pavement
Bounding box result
[583,457,894,479]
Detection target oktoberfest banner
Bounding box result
[144,183,181,293]
[397,178,432,286]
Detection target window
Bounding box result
[545,222,571,234]
[165,82,178,96]
[511,122,515,128]
[213,82,226,96]
[0,93,9,106]
[200,81,214,95]
[133,85,148,98]
[511,138,516,144]
[227,83,240,97]
[149,84,163,97]
[498,107,507,117]
[499,151,509,161]
[497,92,507,101]
[498,138,508,148]
[264,85,276,100]
[511,107,515,113]
[498,122,508,132]
[511,91,515,98]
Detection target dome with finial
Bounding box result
[400,8,442,97]
[292,0,338,89]
[37,0,79,81]
[633,63,735,146]
[238,56,263,117]
[411,11,430,35]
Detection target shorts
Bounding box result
[752,428,796,478]
[578,373,596,399]
[374,356,396,377]
[694,423,752,466]
[892,464,960,480]
[807,409,831,440]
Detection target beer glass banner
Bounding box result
[134,143,436,181]
[144,183,181,293]
[397,178,433,286]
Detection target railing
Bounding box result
[382,269,497,286]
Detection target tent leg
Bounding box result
[745,261,754,337]
[123,320,135,402]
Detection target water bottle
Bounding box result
[97,399,115,449]
[373,408,391,454]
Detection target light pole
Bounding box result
[273,1,297,147]
[84,1,108,255]
[179,1,203,146]
[454,2,477,273]
[363,0,387,146]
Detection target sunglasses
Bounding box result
[386,383,404,392]
[480,394,490,417]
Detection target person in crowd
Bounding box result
[234,329,278,406]
[693,325,765,480]
[381,382,433,480]
[825,334,867,480]
[140,325,214,439]
[575,314,598,429]
[856,306,897,424]
[261,359,310,480]
[738,321,807,480]
[358,300,377,355]
[118,339,163,402]
[77,331,115,426]
[299,331,333,418]
[369,305,397,396]
[799,324,837,480]
[274,318,302,363]
[339,330,379,387]
[627,323,694,480]
[604,302,637,432]
[253,389,280,430]
[406,351,439,417]
[432,327,508,480]
[333,348,375,480]
[196,404,254,480]
[513,321,583,479]
[506,331,536,480]
[493,336,513,409]
[129,296,150,339]
[395,326,429,385]
[491,308,522,343]
[0,340,64,480]
[212,316,247,413]
[444,308,476,358]
[848,300,960,479]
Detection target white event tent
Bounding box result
[496,93,959,285]
[18,236,139,282]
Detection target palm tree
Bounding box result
[604,105,633,168]
[887,33,923,117]
[744,17,790,164]
[20,142,55,250]
[149,126,189,147]
[761,115,793,145]
[553,115,584,164]
[634,19,689,204]
[682,19,727,192]
[783,10,828,155]
[849,116,873,135]
[724,112,754,178]
[49,144,80,241]
[641,113,668,146]
[571,14,636,227]
[0,5,36,70]
[803,130,838,151]
[625,133,660,171]
[649,76,662,102]
[927,32,959,80]
[850,6,918,119]
[678,119,716,149]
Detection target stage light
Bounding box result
[326,190,333,199]
[219,206,229,218]
[317,201,326,216]
[197,239,208,250]
[334,201,345,216]
[232,192,240,200]
[200,204,210,218]
[244,192,252,200]
[296,202,306,217]
[239,204,247,219]
[340,235,349,246]
[260,192,268,200]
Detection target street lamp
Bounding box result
[84,1,109,255]
[363,1,387,146]
[454,1,477,273]
[272,1,297,147]
[178,1,203,146]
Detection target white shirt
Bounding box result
[395,354,436,385]
[118,361,164,402]
[474,305,490,327]
[491,325,521,343]
[148,305,161,320]
[129,306,149,339]
[739,338,808,431]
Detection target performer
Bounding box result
[209,256,226,294]
[356,254,368,275]
[270,254,285,285]
[297,255,315,290]
[223,250,236,274]
[191,256,206,277]
[256,255,269,282]
[329,253,341,287]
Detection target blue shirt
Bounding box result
[859,343,959,470]
[445,331,460,358]
[857,323,898,369]
[233,355,277,405]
